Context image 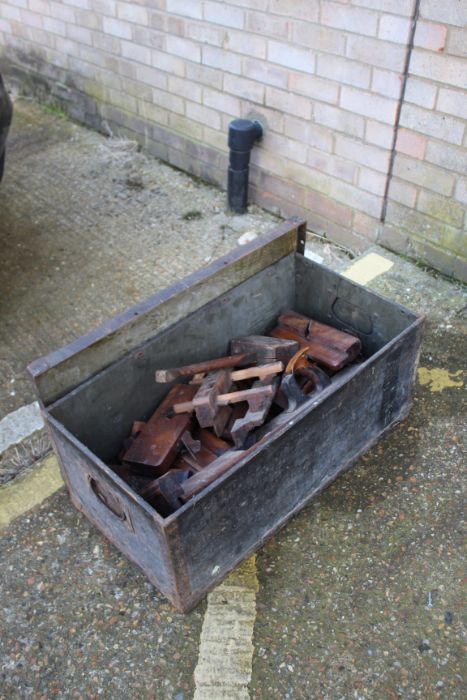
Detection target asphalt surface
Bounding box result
[0,99,465,699]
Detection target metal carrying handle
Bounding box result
[88,475,132,528]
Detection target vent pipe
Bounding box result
[227,118,263,214]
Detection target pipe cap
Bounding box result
[228,119,263,151]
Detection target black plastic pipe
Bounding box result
[227,118,263,214]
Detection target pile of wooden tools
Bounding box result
[109,311,362,516]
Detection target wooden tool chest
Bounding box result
[28,218,424,612]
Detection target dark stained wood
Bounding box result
[277,310,362,359]
[230,336,299,364]
[173,385,276,414]
[197,428,232,456]
[270,326,349,372]
[123,384,197,475]
[141,469,192,512]
[131,421,146,436]
[193,370,232,433]
[221,403,249,442]
[169,453,200,472]
[229,375,279,447]
[180,430,201,456]
[155,355,249,383]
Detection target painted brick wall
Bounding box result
[0,0,465,280]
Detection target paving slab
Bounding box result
[0,99,465,699]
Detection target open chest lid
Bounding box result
[28,218,307,407]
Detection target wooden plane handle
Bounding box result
[155,354,251,382]
[230,361,283,381]
[173,385,275,414]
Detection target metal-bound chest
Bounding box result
[29,218,423,612]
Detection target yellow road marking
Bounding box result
[0,454,63,530]
[417,367,464,392]
[342,252,394,285]
[193,556,259,700]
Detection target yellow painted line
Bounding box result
[342,252,394,285]
[418,367,464,392]
[0,454,63,530]
[193,555,259,700]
